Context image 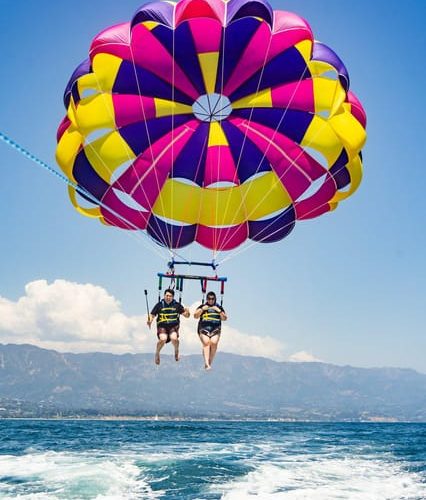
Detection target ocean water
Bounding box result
[0,420,425,499]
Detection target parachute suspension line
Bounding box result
[216,54,344,264]
[201,89,218,255]
[215,33,274,257]
[128,39,172,249]
[170,3,177,252]
[168,4,204,256]
[217,150,354,266]
[169,249,191,268]
[173,122,209,255]
[88,69,171,248]
[224,90,312,224]
[79,40,171,250]
[213,2,229,256]
[0,131,168,262]
[233,64,341,229]
[219,81,339,264]
[216,55,310,257]
[217,121,331,265]
[173,0,211,258]
[218,48,347,260]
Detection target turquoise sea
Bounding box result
[0,420,425,499]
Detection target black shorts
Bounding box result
[157,324,179,343]
[198,324,221,338]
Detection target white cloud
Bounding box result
[0,280,286,360]
[0,279,149,354]
[180,316,287,361]
[288,350,322,362]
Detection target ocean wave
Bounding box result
[215,455,426,500]
[0,422,425,499]
[0,451,162,500]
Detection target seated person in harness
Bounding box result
[193,291,227,370]
[148,289,190,365]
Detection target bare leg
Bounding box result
[209,334,220,367]
[155,334,167,365]
[203,344,212,370]
[199,333,211,370]
[169,332,180,361]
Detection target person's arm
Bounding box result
[182,307,190,318]
[178,302,190,318]
[193,304,208,319]
[216,306,227,321]
[148,303,159,327]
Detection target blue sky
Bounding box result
[0,0,425,371]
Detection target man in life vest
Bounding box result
[193,291,227,370]
[148,289,190,365]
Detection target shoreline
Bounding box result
[0,416,422,423]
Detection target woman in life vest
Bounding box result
[148,289,190,365]
[194,291,227,370]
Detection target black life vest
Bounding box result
[157,300,180,325]
[199,304,222,325]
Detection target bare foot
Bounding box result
[205,364,211,370]
[155,352,160,365]
[175,351,180,362]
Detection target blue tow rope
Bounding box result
[0,131,80,189]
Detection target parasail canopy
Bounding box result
[56,0,367,253]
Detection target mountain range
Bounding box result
[0,343,425,421]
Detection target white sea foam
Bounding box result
[119,439,246,466]
[215,455,426,500]
[0,440,425,499]
[0,451,163,499]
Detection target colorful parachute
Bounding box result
[56,0,367,252]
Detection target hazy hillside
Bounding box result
[0,343,425,421]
